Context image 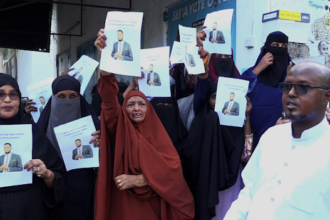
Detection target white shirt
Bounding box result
[2,152,12,172]
[117,41,124,54]
[224,117,330,220]
[228,101,234,110]
[77,146,83,159]
[149,72,154,82]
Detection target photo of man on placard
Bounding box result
[147,64,161,86]
[39,96,46,114]
[185,46,196,67]
[222,92,239,116]
[209,22,225,44]
[72,139,93,160]
[111,30,133,61]
[0,143,23,173]
[72,67,84,84]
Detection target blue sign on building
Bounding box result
[167,0,237,59]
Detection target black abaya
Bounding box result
[183,87,244,220]
[37,76,100,220]
[0,73,66,220]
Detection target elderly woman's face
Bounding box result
[55,90,79,99]
[126,96,147,123]
[0,85,20,119]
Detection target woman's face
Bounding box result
[126,96,147,123]
[209,92,216,109]
[55,90,79,99]
[215,54,232,58]
[0,85,20,119]
[271,42,288,48]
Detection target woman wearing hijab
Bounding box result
[94,70,195,220]
[183,51,253,219]
[0,73,66,220]
[208,51,241,82]
[241,31,293,149]
[33,75,101,220]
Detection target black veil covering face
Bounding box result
[183,81,244,220]
[37,75,100,220]
[0,73,66,220]
[150,97,188,157]
[257,31,292,87]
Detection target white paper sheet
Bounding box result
[68,55,99,95]
[203,9,233,55]
[170,41,183,65]
[179,25,197,46]
[214,77,249,127]
[27,78,53,123]
[182,44,205,75]
[54,116,99,171]
[138,47,171,97]
[100,11,143,77]
[0,125,32,188]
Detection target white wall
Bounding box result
[235,0,270,72]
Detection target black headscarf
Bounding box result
[0,73,24,124]
[38,75,100,134]
[183,81,245,220]
[0,73,66,206]
[257,31,292,87]
[150,97,188,157]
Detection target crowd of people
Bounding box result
[1,26,330,220]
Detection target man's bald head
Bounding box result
[289,61,330,89]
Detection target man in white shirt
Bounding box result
[147,64,161,86]
[72,139,93,160]
[209,22,225,44]
[222,92,240,116]
[111,30,133,61]
[224,61,330,220]
[0,143,23,172]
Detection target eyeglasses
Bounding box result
[0,92,20,101]
[279,82,329,95]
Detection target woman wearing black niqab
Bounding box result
[36,75,101,220]
[0,73,66,220]
[183,53,252,219]
[150,97,188,157]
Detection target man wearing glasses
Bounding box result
[225,61,330,220]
